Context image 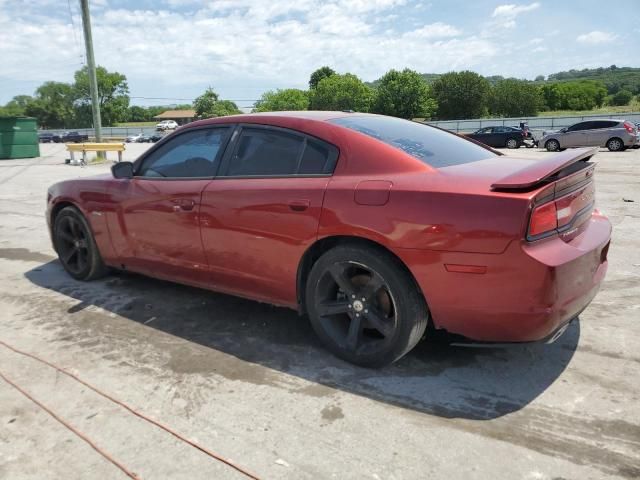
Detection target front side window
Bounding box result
[137,128,229,178]
[224,127,338,176]
[331,115,496,168]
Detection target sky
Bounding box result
[0,0,637,108]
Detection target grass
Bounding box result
[114,121,156,127]
[537,101,640,118]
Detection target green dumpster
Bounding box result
[0,117,40,159]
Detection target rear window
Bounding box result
[330,115,496,168]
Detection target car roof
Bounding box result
[187,110,367,128]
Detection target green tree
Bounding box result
[24,82,75,128]
[73,66,130,126]
[541,81,607,110]
[609,89,633,106]
[253,89,309,112]
[431,71,491,119]
[0,95,34,116]
[309,73,373,112]
[309,66,336,89]
[371,68,437,119]
[127,105,149,122]
[193,88,241,118]
[489,79,543,117]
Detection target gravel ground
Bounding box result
[0,143,638,479]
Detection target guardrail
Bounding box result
[38,126,163,138]
[425,112,640,133]
[38,112,640,138]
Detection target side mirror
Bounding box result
[111,161,134,179]
[560,128,567,133]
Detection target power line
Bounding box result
[129,96,259,102]
[67,0,84,66]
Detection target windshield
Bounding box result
[330,115,496,168]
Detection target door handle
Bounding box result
[171,199,196,211]
[288,199,310,212]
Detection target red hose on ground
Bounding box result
[0,369,140,479]
[0,340,261,480]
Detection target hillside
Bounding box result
[370,66,640,95]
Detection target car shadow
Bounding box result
[24,261,579,421]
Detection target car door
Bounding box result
[199,125,339,306]
[587,120,617,146]
[562,122,592,147]
[468,127,492,145]
[492,126,511,147]
[107,126,231,286]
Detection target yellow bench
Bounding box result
[66,142,126,164]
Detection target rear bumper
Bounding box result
[397,212,611,342]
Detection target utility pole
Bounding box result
[79,0,102,142]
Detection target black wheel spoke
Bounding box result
[328,264,355,297]
[317,300,351,317]
[366,307,394,337]
[359,273,384,302]
[77,248,87,270]
[63,246,78,264]
[59,231,75,244]
[345,314,362,350]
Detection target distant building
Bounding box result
[152,109,196,125]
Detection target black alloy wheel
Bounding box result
[53,207,107,281]
[306,245,428,367]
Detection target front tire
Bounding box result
[305,245,428,368]
[545,139,560,152]
[53,206,108,281]
[607,138,624,152]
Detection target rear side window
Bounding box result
[330,115,496,168]
[592,120,619,129]
[225,127,338,176]
[299,139,338,174]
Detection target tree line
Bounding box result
[2,65,639,127]
[254,67,637,120]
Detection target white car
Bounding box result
[125,133,143,143]
[156,120,178,130]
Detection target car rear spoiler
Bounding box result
[491,147,598,191]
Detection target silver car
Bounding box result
[540,119,638,152]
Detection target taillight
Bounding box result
[623,121,634,134]
[528,182,596,240]
[529,202,557,237]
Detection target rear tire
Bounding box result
[305,244,428,368]
[506,138,519,149]
[545,139,560,152]
[606,137,624,152]
[53,206,108,281]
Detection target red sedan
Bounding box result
[47,112,611,367]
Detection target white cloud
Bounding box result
[404,22,461,39]
[492,2,540,18]
[576,31,618,45]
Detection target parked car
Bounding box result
[156,120,178,131]
[38,132,61,143]
[137,133,165,143]
[465,126,525,149]
[540,119,638,152]
[46,112,611,367]
[60,131,89,143]
[125,133,143,143]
